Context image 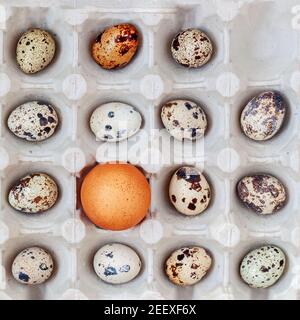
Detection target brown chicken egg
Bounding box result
[91,23,139,70]
[80,163,151,231]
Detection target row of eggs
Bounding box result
[8,164,286,228]
[16,25,212,74]
[7,91,286,143]
[11,243,286,289]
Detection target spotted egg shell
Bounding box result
[12,247,54,285]
[165,246,212,286]
[16,28,56,74]
[240,245,286,288]
[161,100,207,141]
[169,166,211,216]
[171,29,213,68]
[8,173,58,213]
[90,102,142,142]
[93,243,141,284]
[91,23,139,70]
[7,101,59,142]
[240,91,286,141]
[237,174,287,215]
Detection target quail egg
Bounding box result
[90,102,142,142]
[240,91,286,141]
[8,173,59,213]
[161,99,207,141]
[240,245,286,288]
[16,28,56,74]
[91,23,139,70]
[169,166,211,216]
[237,174,287,215]
[171,29,213,68]
[12,246,54,285]
[165,246,212,286]
[93,243,142,284]
[7,101,59,142]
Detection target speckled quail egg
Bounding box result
[8,173,58,213]
[16,28,56,74]
[171,29,213,68]
[90,102,142,142]
[240,245,286,288]
[165,246,212,286]
[240,91,286,141]
[93,243,141,284]
[169,166,211,216]
[12,246,54,285]
[92,23,139,70]
[161,100,207,141]
[7,101,59,142]
[237,174,287,215]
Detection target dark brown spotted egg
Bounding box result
[161,100,207,141]
[237,174,287,215]
[165,246,212,286]
[171,29,213,68]
[12,246,54,285]
[7,101,59,142]
[169,166,211,216]
[240,91,286,141]
[91,23,139,70]
[16,28,56,74]
[240,245,286,288]
[8,173,58,213]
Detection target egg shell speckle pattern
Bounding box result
[89,102,142,142]
[12,247,54,285]
[237,174,287,215]
[169,166,211,216]
[165,246,212,286]
[8,173,58,213]
[240,245,286,289]
[91,23,139,70]
[7,101,59,142]
[240,91,286,141]
[161,99,207,141]
[93,243,141,284]
[171,29,213,68]
[16,28,56,74]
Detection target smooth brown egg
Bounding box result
[91,23,139,70]
[80,163,150,231]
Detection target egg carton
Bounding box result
[0,0,300,300]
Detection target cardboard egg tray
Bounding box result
[0,0,300,300]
